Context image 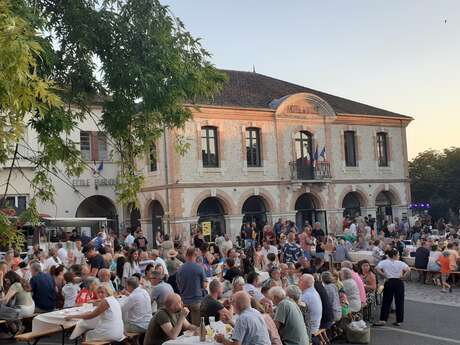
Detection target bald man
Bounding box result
[144,293,197,345]
[215,291,270,345]
[299,274,322,334]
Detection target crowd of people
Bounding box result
[0,215,459,344]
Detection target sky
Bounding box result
[163,0,459,159]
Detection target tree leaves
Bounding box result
[1,0,225,237]
[409,147,460,222]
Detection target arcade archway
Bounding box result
[197,197,226,241]
[76,195,118,234]
[241,196,268,230]
[295,193,326,232]
[342,192,363,218]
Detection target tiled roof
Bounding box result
[198,69,409,118]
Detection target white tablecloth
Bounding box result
[164,335,218,345]
[348,251,374,264]
[32,305,94,333]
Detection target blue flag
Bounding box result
[313,145,319,166]
[97,160,104,173]
[320,146,326,160]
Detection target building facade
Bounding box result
[137,70,413,243]
[1,70,412,244]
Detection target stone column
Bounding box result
[225,215,243,241]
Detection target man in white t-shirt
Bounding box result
[57,243,68,266]
[125,231,135,247]
[260,240,278,269]
[218,234,233,258]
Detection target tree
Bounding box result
[409,147,460,223]
[0,0,225,248]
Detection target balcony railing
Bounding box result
[289,160,332,181]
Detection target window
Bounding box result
[80,131,91,161]
[149,143,157,172]
[246,128,261,167]
[344,130,357,167]
[97,133,108,161]
[201,126,218,167]
[377,132,389,166]
[80,131,109,161]
[0,196,27,215]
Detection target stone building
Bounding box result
[137,70,413,242]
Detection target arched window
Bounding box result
[201,126,218,167]
[246,127,261,167]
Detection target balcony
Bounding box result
[289,160,332,181]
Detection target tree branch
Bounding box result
[0,143,19,208]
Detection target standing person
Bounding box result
[312,222,325,241]
[274,218,283,240]
[134,230,149,251]
[125,230,135,248]
[374,249,410,326]
[176,247,206,326]
[414,240,430,283]
[282,232,303,264]
[437,251,452,293]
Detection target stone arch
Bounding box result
[337,186,369,210]
[236,188,277,214]
[290,189,326,211]
[75,195,118,233]
[191,189,236,216]
[372,185,402,206]
[141,193,167,220]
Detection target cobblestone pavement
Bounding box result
[405,280,460,307]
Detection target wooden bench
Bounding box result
[15,324,74,345]
[313,329,331,345]
[82,331,144,345]
[410,267,460,284]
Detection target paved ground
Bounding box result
[5,282,460,345]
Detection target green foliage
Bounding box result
[1,0,225,248]
[31,0,226,206]
[409,147,460,221]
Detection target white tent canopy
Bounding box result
[42,217,108,228]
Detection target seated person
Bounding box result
[122,277,152,333]
[144,293,197,345]
[1,271,35,317]
[67,285,125,343]
[223,258,241,283]
[214,291,270,345]
[75,277,99,305]
[200,279,231,324]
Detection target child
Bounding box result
[62,272,80,308]
[437,251,452,293]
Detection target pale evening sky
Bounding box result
[163,0,459,159]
